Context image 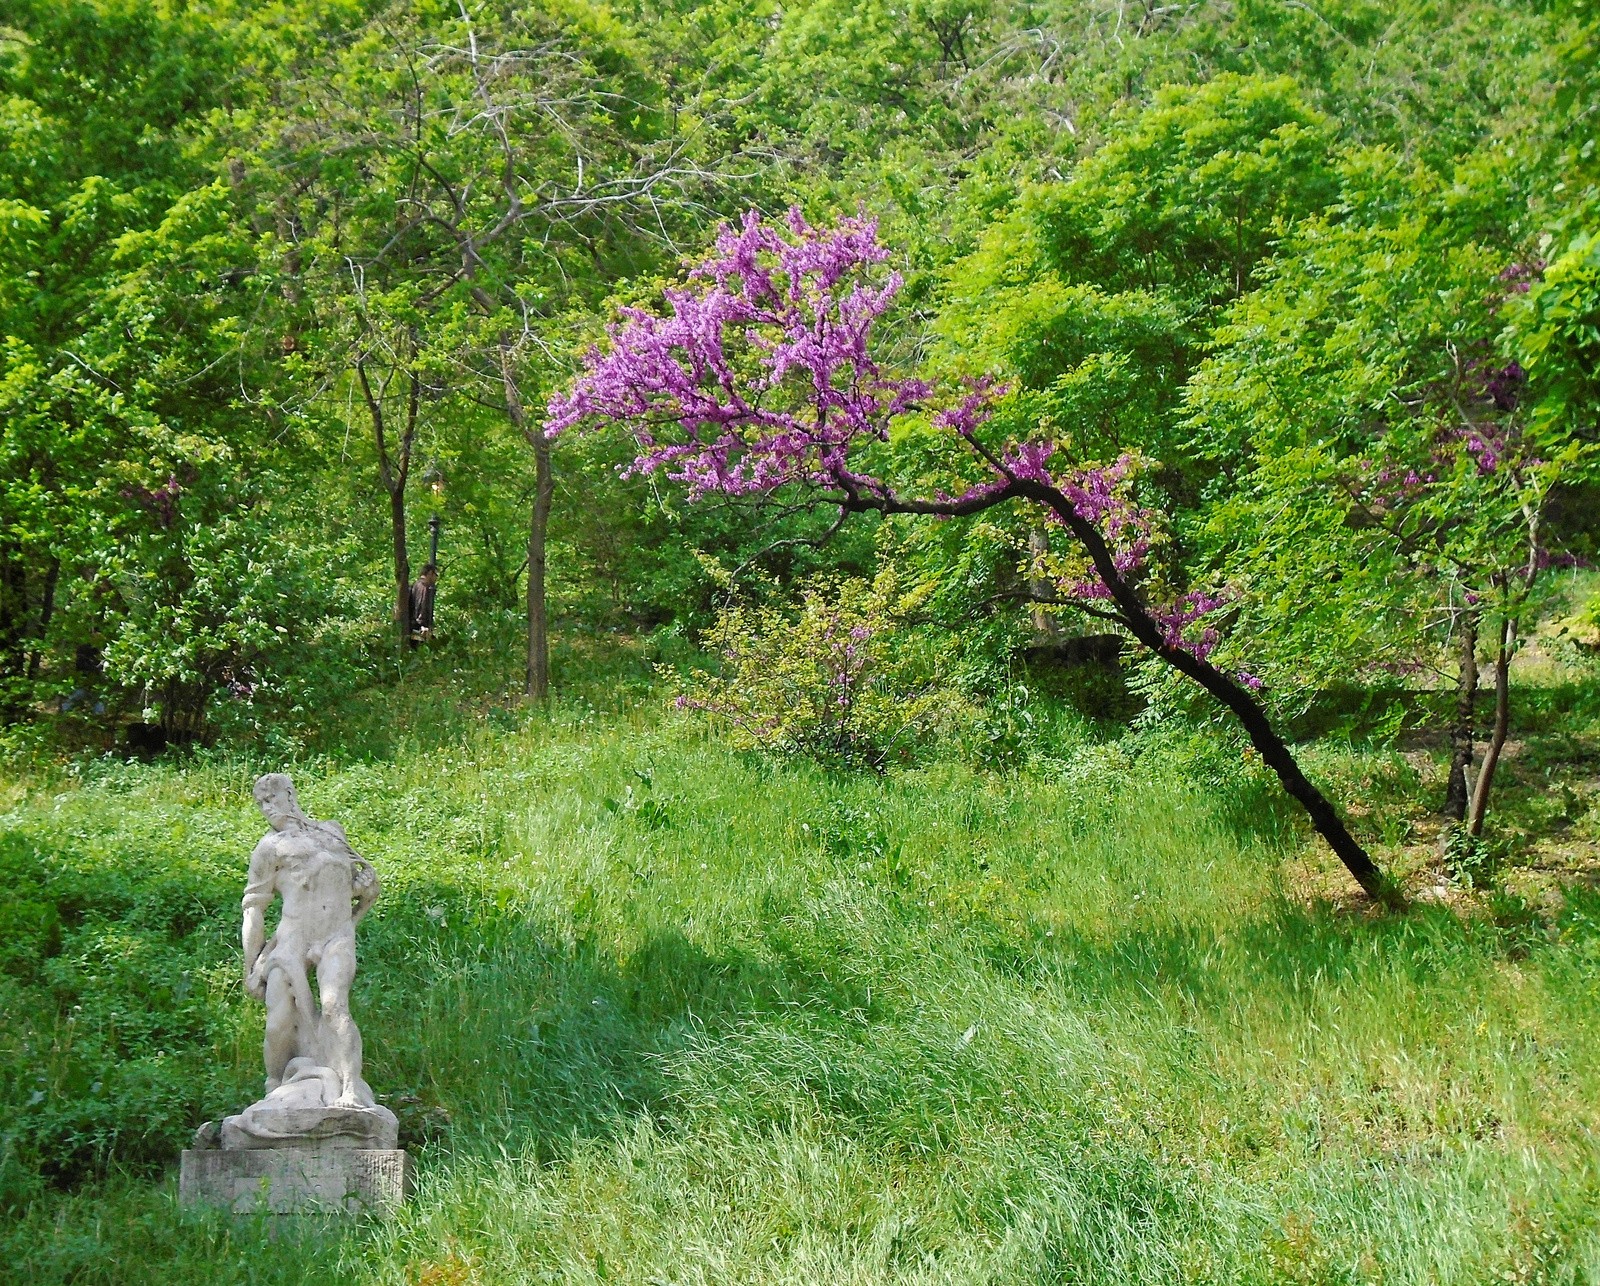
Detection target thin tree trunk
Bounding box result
[1443,613,1478,820]
[1468,616,1514,837]
[25,556,57,681]
[0,546,27,715]
[498,335,553,700]
[358,357,419,649]
[526,435,553,700]
[390,481,411,638]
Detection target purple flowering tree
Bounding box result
[547,209,1394,901]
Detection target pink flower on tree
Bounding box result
[547,209,1393,899]
[546,208,925,502]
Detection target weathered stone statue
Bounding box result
[181,774,407,1213]
[224,773,396,1148]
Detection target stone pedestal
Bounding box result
[179,1147,410,1216]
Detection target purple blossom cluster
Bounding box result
[1477,359,1525,415]
[1496,260,1545,295]
[825,619,873,706]
[1362,461,1437,501]
[1457,425,1504,475]
[546,208,926,501]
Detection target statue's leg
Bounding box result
[263,967,296,1093]
[316,939,365,1106]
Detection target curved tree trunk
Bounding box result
[856,476,1397,904]
[1022,479,1392,903]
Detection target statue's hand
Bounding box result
[244,957,268,1000]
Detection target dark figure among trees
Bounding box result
[407,564,438,649]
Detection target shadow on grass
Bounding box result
[1289,680,1600,743]
[0,887,803,1286]
[355,889,793,1165]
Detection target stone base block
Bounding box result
[180,1148,410,1216]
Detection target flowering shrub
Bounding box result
[675,574,969,770]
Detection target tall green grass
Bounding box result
[3,704,1599,1283]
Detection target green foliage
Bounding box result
[1032,73,1338,307]
[104,501,383,747]
[938,73,1337,457]
[676,573,972,770]
[1509,229,1600,431]
[0,7,385,737]
[0,0,1592,745]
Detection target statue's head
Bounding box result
[253,774,307,831]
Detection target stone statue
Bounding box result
[221,774,397,1151]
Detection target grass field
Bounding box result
[2,677,1599,1284]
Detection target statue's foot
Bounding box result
[333,1090,365,1109]
[265,1078,282,1094]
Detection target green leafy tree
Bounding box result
[0,3,374,737]
[237,0,715,694]
[1190,148,1597,832]
[915,74,1338,651]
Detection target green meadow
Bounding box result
[4,669,1598,1285]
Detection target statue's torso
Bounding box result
[266,828,356,947]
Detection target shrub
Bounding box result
[674,573,972,770]
[1443,824,1508,890]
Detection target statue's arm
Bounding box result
[241,840,277,998]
